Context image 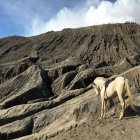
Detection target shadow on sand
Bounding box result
[124,105,140,118]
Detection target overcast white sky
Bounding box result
[0,0,140,38]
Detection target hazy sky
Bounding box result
[0,0,140,38]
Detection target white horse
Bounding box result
[93,76,136,119]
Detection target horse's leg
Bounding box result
[118,94,125,120]
[100,98,104,119]
[100,88,106,119]
[103,99,107,118]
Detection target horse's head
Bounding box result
[92,77,106,96]
[92,83,100,96]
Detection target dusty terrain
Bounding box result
[0,23,140,140]
[49,114,140,140]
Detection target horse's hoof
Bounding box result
[119,113,124,120]
[119,116,123,120]
[99,117,103,120]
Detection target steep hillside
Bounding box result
[0,23,140,140]
[1,23,140,67]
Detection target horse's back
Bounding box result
[106,76,125,95]
[115,76,125,84]
[113,76,125,92]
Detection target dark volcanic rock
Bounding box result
[51,71,77,95]
[33,23,140,67]
[0,88,99,140]
[0,65,52,109]
[0,56,38,84]
[66,68,97,90]
[122,65,140,92]
[0,23,140,140]
[0,117,33,139]
[47,56,84,81]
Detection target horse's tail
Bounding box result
[125,78,136,111]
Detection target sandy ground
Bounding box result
[48,94,140,140]
[48,115,140,140]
